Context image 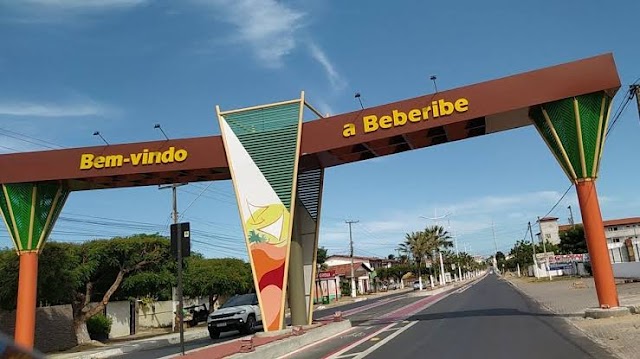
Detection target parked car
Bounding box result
[413,281,421,290]
[207,293,262,339]
[183,304,209,327]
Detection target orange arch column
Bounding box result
[576,180,619,307]
[14,252,39,347]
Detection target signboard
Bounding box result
[318,270,336,279]
[170,222,191,259]
[80,146,188,170]
[535,252,554,261]
[548,253,589,263]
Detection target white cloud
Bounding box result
[0,101,110,117]
[308,42,346,90]
[19,0,148,10]
[3,0,149,22]
[438,191,563,217]
[194,1,346,89]
[198,0,304,68]
[314,99,335,117]
[318,190,583,257]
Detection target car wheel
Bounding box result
[242,315,256,335]
[209,328,220,339]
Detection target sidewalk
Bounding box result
[48,327,210,359]
[507,275,640,359]
[47,287,413,359]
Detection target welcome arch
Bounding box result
[0,53,621,347]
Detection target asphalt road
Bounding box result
[302,274,616,359]
[112,289,411,359]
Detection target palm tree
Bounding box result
[422,225,452,283]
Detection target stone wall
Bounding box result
[0,304,76,353]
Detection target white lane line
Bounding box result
[277,326,356,359]
[324,323,397,359]
[352,321,418,359]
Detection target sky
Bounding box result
[1,0,640,260]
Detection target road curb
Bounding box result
[49,329,210,359]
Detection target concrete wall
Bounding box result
[0,304,76,353]
[613,262,640,279]
[135,297,209,333]
[107,301,131,338]
[137,300,173,328]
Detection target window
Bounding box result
[545,233,551,239]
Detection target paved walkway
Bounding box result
[508,275,640,359]
[47,288,414,359]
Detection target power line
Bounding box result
[0,128,63,150]
[178,183,213,220]
[539,184,574,220]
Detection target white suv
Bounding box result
[207,293,262,339]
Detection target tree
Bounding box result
[558,225,587,254]
[183,256,253,311]
[495,251,506,269]
[317,246,328,270]
[376,264,412,288]
[387,254,395,260]
[70,234,172,344]
[504,239,561,273]
[0,248,18,310]
[0,242,85,310]
[402,231,429,282]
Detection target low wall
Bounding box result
[613,262,640,279]
[0,296,210,352]
[0,304,76,353]
[136,297,209,330]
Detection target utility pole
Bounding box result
[537,218,553,281]
[492,221,498,270]
[449,219,462,282]
[568,205,575,228]
[159,183,187,355]
[529,222,538,278]
[346,220,359,298]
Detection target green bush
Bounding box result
[340,281,351,296]
[87,313,112,341]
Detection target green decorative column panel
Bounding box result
[529,91,613,181]
[0,182,69,252]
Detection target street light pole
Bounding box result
[420,210,452,285]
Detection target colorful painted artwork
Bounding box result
[217,101,302,331]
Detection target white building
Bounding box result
[559,217,640,264]
[540,216,640,264]
[537,217,562,245]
